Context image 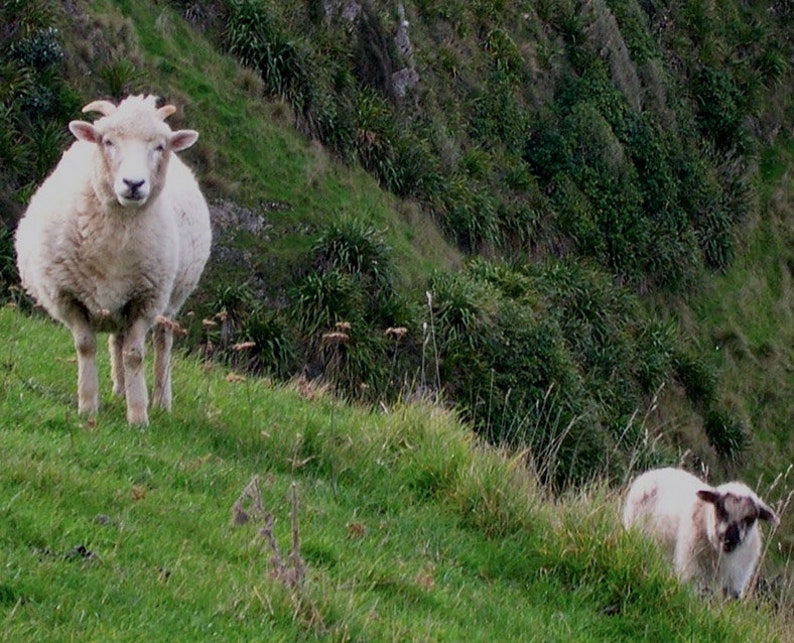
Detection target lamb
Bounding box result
[622,467,778,598]
[15,94,211,425]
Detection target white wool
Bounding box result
[15,94,211,425]
[622,467,778,599]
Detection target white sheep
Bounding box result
[15,94,211,425]
[622,467,778,598]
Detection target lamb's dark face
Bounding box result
[697,486,778,554]
[714,494,758,553]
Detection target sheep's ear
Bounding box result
[69,120,100,143]
[758,501,779,525]
[170,129,199,152]
[697,489,720,505]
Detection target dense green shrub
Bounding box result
[673,351,718,407]
[693,67,749,153]
[7,26,63,69]
[310,217,400,323]
[292,270,363,339]
[426,259,683,487]
[224,0,314,114]
[703,406,748,462]
[353,88,401,191]
[469,75,529,154]
[238,305,299,378]
[0,223,17,300]
[288,218,414,399]
[199,281,300,378]
[0,2,79,195]
[433,175,500,253]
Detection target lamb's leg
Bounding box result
[152,318,173,411]
[108,333,125,396]
[122,318,149,425]
[673,533,698,584]
[72,323,98,416]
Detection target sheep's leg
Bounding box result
[122,318,149,425]
[108,333,125,396]
[72,323,99,416]
[152,319,173,411]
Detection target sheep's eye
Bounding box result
[154,143,165,153]
[103,138,114,148]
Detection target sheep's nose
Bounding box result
[123,178,145,192]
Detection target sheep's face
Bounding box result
[69,101,198,208]
[697,486,778,554]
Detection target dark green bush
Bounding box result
[0,6,78,200]
[238,305,299,379]
[673,351,718,407]
[310,216,401,324]
[693,67,750,153]
[677,148,736,272]
[525,122,572,182]
[312,218,390,280]
[296,214,409,391]
[292,270,362,339]
[483,29,524,81]
[0,222,17,300]
[224,0,314,113]
[469,75,529,153]
[434,176,500,253]
[99,60,144,99]
[290,270,396,401]
[426,260,682,487]
[353,88,400,190]
[703,406,748,462]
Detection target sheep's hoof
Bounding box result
[127,410,149,426]
[152,393,172,412]
[78,400,99,416]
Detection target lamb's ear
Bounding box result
[758,501,779,525]
[170,129,198,152]
[696,489,720,505]
[69,120,100,143]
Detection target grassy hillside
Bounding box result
[0,0,752,490]
[0,306,789,639]
[3,0,794,590]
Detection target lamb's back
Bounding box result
[623,468,704,555]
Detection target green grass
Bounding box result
[0,306,788,640]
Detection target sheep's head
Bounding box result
[68,95,198,208]
[697,483,778,554]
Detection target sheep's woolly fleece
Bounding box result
[15,94,211,425]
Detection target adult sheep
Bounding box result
[15,94,211,425]
[622,467,778,599]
